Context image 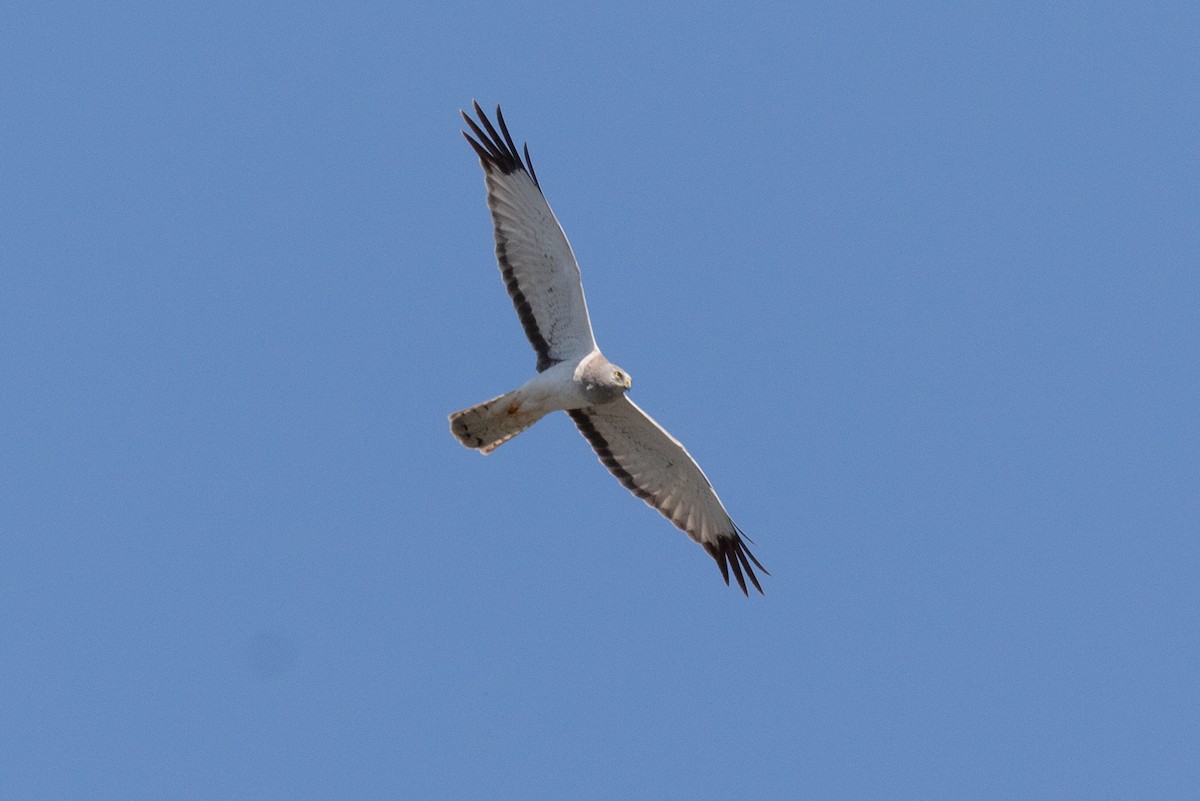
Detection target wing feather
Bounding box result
[567,397,766,594]
[462,102,597,372]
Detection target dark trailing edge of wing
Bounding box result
[461,101,555,372]
[567,408,656,502]
[567,409,767,596]
[461,101,540,189]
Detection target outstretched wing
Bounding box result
[567,397,767,594]
[461,102,597,372]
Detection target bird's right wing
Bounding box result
[462,102,597,372]
[568,397,766,594]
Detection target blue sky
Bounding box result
[3,2,1198,798]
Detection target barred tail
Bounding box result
[449,391,547,454]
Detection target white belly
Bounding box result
[512,354,593,414]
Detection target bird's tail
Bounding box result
[449,390,548,454]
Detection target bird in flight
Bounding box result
[449,102,766,594]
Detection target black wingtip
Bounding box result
[459,102,541,189]
[705,531,767,596]
[523,142,540,187]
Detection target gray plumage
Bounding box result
[450,102,766,594]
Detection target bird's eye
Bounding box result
[614,371,623,381]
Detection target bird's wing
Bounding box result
[462,102,597,373]
[567,397,766,594]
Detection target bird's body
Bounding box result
[451,351,628,453]
[450,102,766,594]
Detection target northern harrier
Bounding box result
[450,103,766,594]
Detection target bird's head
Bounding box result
[579,356,632,403]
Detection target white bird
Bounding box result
[450,102,766,594]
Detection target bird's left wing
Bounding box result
[567,397,766,594]
[461,102,597,372]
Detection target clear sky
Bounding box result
[3,2,1198,799]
